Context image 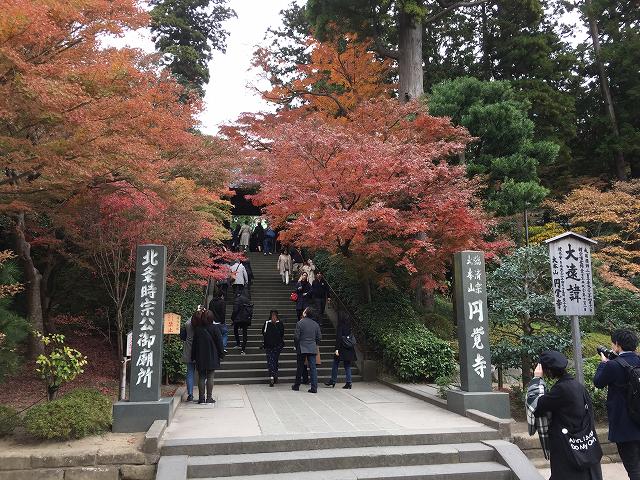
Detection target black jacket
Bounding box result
[594,351,640,443]
[335,322,357,363]
[290,248,304,264]
[191,324,224,372]
[296,280,311,309]
[536,374,603,480]
[209,297,226,325]
[243,260,254,283]
[231,294,252,325]
[263,320,284,349]
[312,279,329,300]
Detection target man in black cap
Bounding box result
[527,350,603,480]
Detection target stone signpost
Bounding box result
[113,245,176,432]
[448,251,510,419]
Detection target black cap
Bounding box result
[539,350,568,370]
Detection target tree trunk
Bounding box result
[585,0,627,180]
[363,279,372,304]
[14,212,45,357]
[41,253,56,334]
[398,9,424,102]
[116,306,124,361]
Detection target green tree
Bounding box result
[576,0,640,179]
[150,0,236,96]
[488,245,571,387]
[306,0,490,101]
[429,77,555,215]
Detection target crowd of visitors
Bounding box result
[180,241,358,403]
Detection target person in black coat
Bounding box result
[191,309,225,404]
[253,221,265,252]
[262,310,285,387]
[311,272,330,315]
[295,272,311,320]
[325,313,356,389]
[593,329,640,480]
[231,292,252,354]
[532,351,603,480]
[208,291,227,348]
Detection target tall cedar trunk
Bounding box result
[398,9,424,102]
[585,1,627,180]
[14,213,45,357]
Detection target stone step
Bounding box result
[217,360,325,370]
[186,443,496,478]
[161,429,501,456]
[222,346,337,355]
[194,462,511,480]
[215,367,352,379]
[213,375,361,385]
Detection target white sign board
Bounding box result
[126,331,133,357]
[546,232,596,317]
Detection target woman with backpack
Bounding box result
[325,313,356,389]
[263,310,285,387]
[191,308,225,404]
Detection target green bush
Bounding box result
[0,404,20,437]
[24,388,111,440]
[316,252,454,382]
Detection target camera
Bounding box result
[596,345,618,360]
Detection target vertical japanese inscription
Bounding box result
[454,251,492,392]
[548,238,594,317]
[129,245,167,402]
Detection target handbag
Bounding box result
[341,334,357,350]
[559,390,603,469]
[290,291,298,302]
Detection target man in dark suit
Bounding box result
[594,329,640,480]
[292,306,322,393]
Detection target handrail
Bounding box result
[317,271,376,362]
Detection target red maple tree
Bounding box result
[231,98,506,289]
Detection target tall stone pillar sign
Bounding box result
[545,232,597,385]
[447,251,510,419]
[129,245,167,402]
[113,245,176,432]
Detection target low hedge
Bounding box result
[0,404,20,437]
[24,388,111,440]
[315,252,454,381]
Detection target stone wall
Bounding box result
[0,448,158,480]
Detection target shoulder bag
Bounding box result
[559,389,603,469]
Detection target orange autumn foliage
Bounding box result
[548,180,640,291]
[254,34,394,117]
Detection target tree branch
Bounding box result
[426,0,491,24]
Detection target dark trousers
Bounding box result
[315,298,326,315]
[617,441,640,480]
[294,353,316,389]
[197,369,215,401]
[265,346,283,377]
[233,283,244,297]
[234,323,248,351]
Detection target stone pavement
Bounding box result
[164,381,484,440]
[538,463,627,479]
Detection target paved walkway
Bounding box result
[164,382,484,441]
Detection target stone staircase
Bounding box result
[215,252,361,385]
[157,430,523,480]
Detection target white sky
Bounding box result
[112,0,584,135]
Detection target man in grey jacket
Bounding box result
[292,306,322,393]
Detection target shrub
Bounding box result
[0,404,20,437]
[35,332,87,400]
[24,388,111,440]
[316,252,454,382]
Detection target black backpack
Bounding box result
[241,302,254,326]
[614,356,640,425]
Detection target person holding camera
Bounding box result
[527,350,603,480]
[594,329,640,480]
